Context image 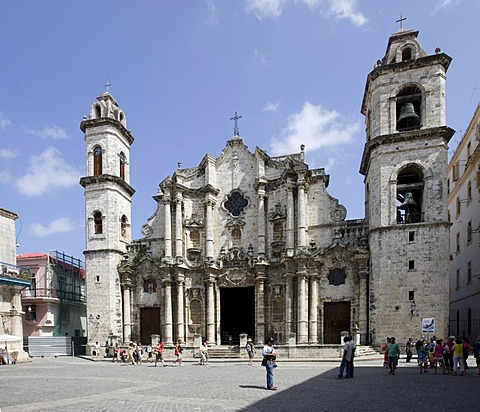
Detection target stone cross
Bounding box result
[230,112,243,136]
[104,81,111,93]
[396,13,407,29]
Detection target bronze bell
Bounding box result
[397,102,420,130]
[399,192,416,210]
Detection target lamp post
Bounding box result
[410,300,417,318]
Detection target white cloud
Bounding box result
[433,0,461,14]
[0,115,11,129]
[15,147,81,196]
[253,48,270,66]
[30,216,82,237]
[245,0,287,19]
[25,125,69,140]
[245,0,367,26]
[0,148,16,159]
[327,0,367,26]
[201,0,220,26]
[263,101,280,112]
[270,101,360,155]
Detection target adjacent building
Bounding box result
[448,102,480,340]
[17,251,87,339]
[0,207,31,362]
[80,28,454,355]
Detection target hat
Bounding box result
[449,336,455,340]
[268,336,275,342]
[247,338,252,342]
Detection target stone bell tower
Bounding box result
[360,29,454,344]
[80,91,135,348]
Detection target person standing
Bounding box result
[245,338,255,366]
[199,340,209,365]
[173,339,183,367]
[417,339,428,374]
[155,341,166,367]
[93,341,100,357]
[405,338,413,363]
[452,337,465,376]
[472,336,480,376]
[348,336,356,378]
[387,337,400,375]
[112,343,119,363]
[262,337,277,390]
[336,336,352,379]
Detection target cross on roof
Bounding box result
[104,81,111,93]
[396,13,407,29]
[230,111,243,136]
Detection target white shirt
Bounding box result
[262,344,275,357]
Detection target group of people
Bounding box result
[381,335,480,377]
[412,335,480,376]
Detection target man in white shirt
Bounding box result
[336,336,352,379]
[262,337,277,390]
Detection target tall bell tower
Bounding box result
[360,29,454,343]
[80,91,135,348]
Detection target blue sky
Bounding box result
[1,0,479,262]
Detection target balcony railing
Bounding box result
[396,210,425,224]
[22,287,86,303]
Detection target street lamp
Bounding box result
[410,300,417,318]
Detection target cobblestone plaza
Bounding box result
[0,357,478,411]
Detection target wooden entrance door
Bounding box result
[323,302,350,344]
[140,307,161,344]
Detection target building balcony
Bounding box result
[21,287,86,304]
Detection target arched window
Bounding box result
[95,105,101,119]
[93,211,103,234]
[401,47,412,61]
[119,152,126,180]
[396,165,424,224]
[467,181,472,201]
[396,86,422,131]
[93,146,102,176]
[121,215,128,238]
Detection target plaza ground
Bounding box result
[0,356,478,411]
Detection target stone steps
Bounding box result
[205,346,242,358]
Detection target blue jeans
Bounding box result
[338,359,351,378]
[265,360,275,388]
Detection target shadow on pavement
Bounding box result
[240,365,480,411]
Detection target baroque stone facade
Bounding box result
[81,28,453,353]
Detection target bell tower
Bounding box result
[360,29,454,343]
[80,91,135,348]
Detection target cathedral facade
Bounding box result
[80,28,453,354]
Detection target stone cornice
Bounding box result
[80,118,134,145]
[79,174,136,196]
[360,126,455,176]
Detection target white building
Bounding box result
[448,102,480,340]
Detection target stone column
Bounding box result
[205,197,215,260]
[297,175,307,248]
[163,195,172,260]
[215,285,221,345]
[163,280,173,345]
[257,184,266,256]
[358,268,368,344]
[176,273,185,343]
[286,184,295,254]
[297,270,308,343]
[175,193,183,259]
[309,276,318,343]
[205,276,216,343]
[254,273,266,344]
[284,266,295,339]
[122,283,132,342]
